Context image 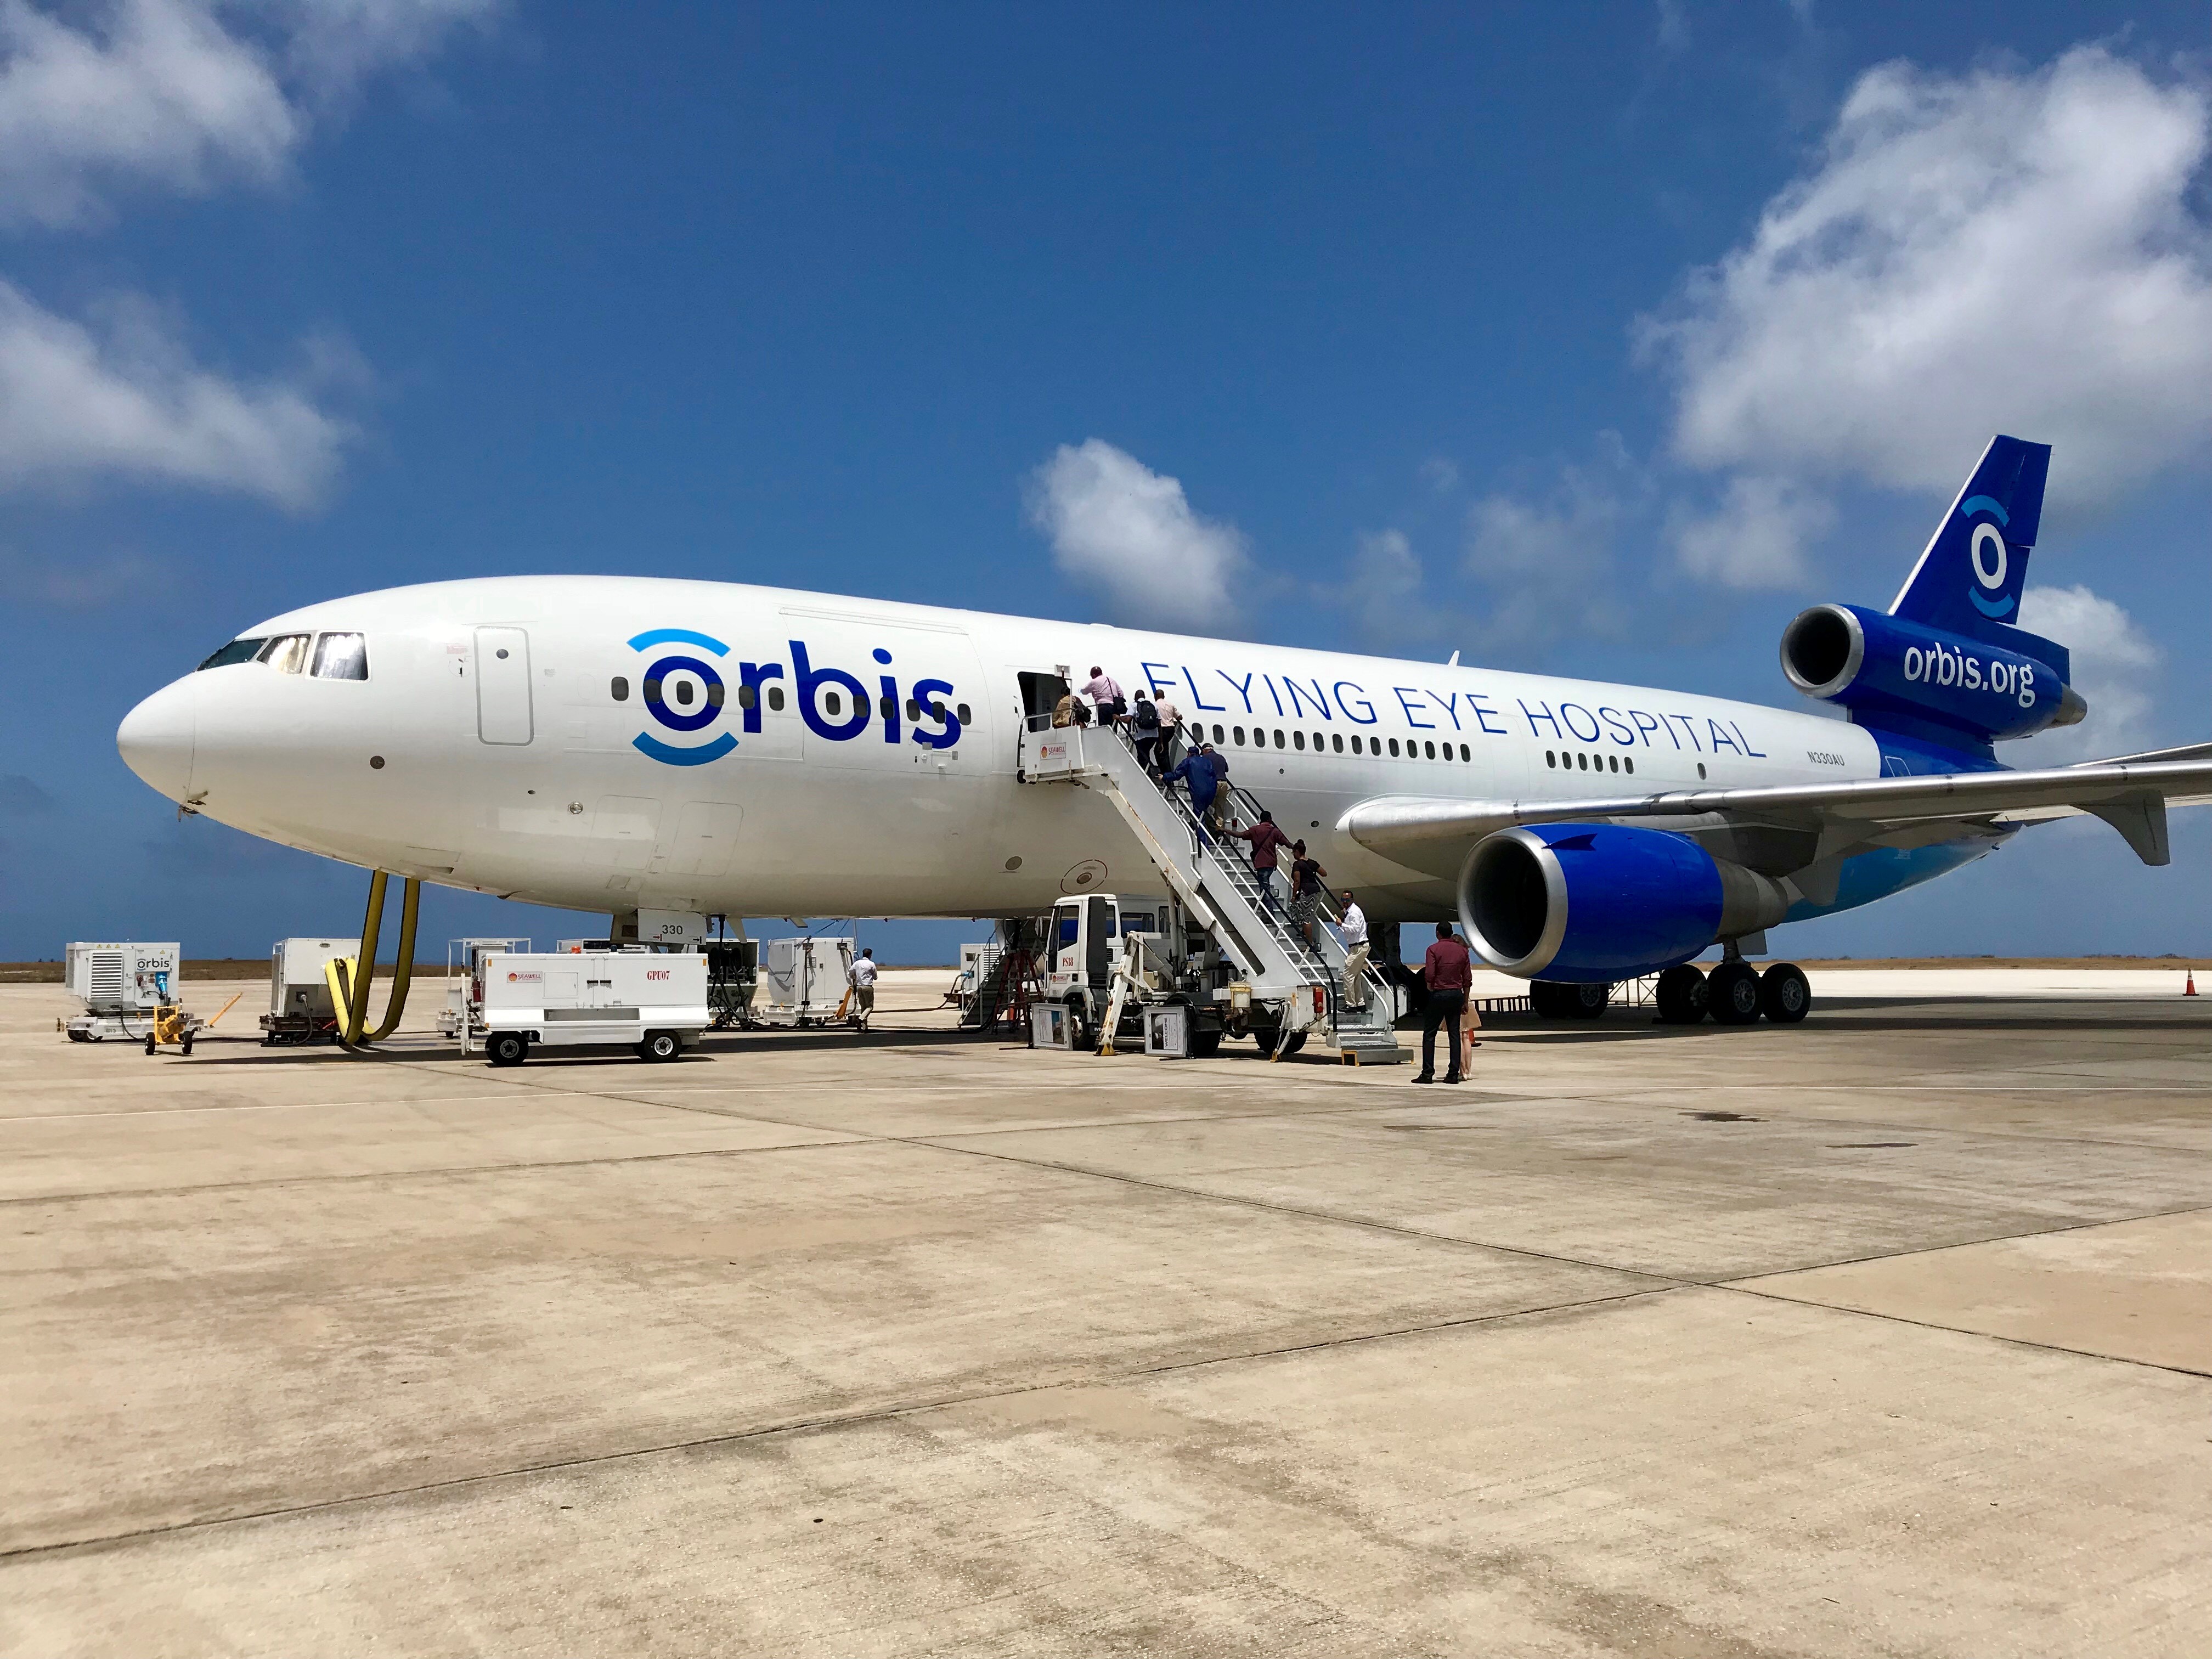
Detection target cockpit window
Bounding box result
[258,634,312,674]
[311,632,369,681]
[196,637,266,671]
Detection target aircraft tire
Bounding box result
[1759,963,1812,1024]
[1570,982,1611,1019]
[1654,965,1708,1024]
[1708,961,1763,1025]
[1528,981,1569,1019]
[488,1032,529,1067]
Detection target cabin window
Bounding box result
[613,676,631,702]
[1388,738,1400,757]
[1212,724,1225,743]
[1423,741,1435,759]
[1546,751,1555,768]
[768,686,786,711]
[197,637,266,670]
[258,634,311,674]
[736,684,754,709]
[824,691,842,716]
[310,633,368,680]
[957,703,971,724]
[906,699,920,721]
[1608,754,1618,772]
[1578,752,1589,770]
[1331,733,1343,753]
[1624,757,1634,774]
[931,701,947,720]
[1459,743,1470,761]
[674,680,695,706]
[1697,763,1707,780]
[1293,731,1305,751]
[1232,726,1245,746]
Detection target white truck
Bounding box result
[462,948,709,1066]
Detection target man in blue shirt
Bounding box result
[1163,743,1225,842]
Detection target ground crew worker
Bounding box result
[849,947,879,1030]
[1339,890,1371,1008]
[1163,744,1223,843]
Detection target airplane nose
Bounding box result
[117,678,196,803]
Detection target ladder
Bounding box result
[1018,720,1403,1060]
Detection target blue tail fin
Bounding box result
[1889,435,2051,642]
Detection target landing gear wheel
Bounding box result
[1654,965,1709,1024]
[1528,981,1570,1019]
[487,1031,529,1067]
[1759,963,1811,1024]
[1708,961,1763,1025]
[1569,982,1610,1019]
[637,1030,682,1062]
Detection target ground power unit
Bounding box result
[461,949,709,1066]
[261,938,360,1045]
[61,942,182,1042]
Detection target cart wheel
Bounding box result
[637,1030,681,1063]
[487,1032,529,1067]
[180,1036,193,1056]
[145,1035,158,1056]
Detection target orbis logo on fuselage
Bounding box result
[628,629,737,765]
[627,628,964,767]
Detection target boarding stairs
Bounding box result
[1018,718,1402,1060]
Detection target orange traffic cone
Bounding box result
[2187,969,2198,997]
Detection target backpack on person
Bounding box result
[1133,699,1159,731]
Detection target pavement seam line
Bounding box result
[0,1284,1686,1565]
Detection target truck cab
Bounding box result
[1045,892,1167,1023]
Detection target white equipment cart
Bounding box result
[755,936,855,1028]
[461,947,708,1066]
[62,941,182,1042]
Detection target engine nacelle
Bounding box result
[1780,603,2084,744]
[1459,823,1792,983]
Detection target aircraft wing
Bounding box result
[1341,754,2212,877]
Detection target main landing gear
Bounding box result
[1654,961,1809,1025]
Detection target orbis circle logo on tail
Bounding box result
[1959,494,2014,618]
[628,628,737,765]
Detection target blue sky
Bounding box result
[2,1,2209,965]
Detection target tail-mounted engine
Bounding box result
[1780,603,2084,746]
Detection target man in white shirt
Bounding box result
[848,947,879,1029]
[1338,893,1372,1009]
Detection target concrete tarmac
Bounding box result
[3,969,2208,1656]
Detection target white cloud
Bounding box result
[1418,456,1459,493]
[2017,582,2162,761]
[0,0,495,227]
[0,280,349,506]
[1026,438,1248,629]
[1461,436,1643,652]
[1643,47,2212,498]
[1667,473,1832,590]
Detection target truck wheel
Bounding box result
[1654,966,1708,1024]
[638,1030,682,1062]
[1759,963,1812,1024]
[488,1032,529,1067]
[1275,1030,1307,1056]
[1708,961,1763,1025]
[1188,1029,1223,1058]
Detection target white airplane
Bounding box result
[117,436,2212,1027]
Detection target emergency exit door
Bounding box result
[476,628,534,744]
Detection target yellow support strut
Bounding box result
[335,870,422,1047]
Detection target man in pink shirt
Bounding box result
[1415,920,1472,1084]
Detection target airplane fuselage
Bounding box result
[120,575,1965,928]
